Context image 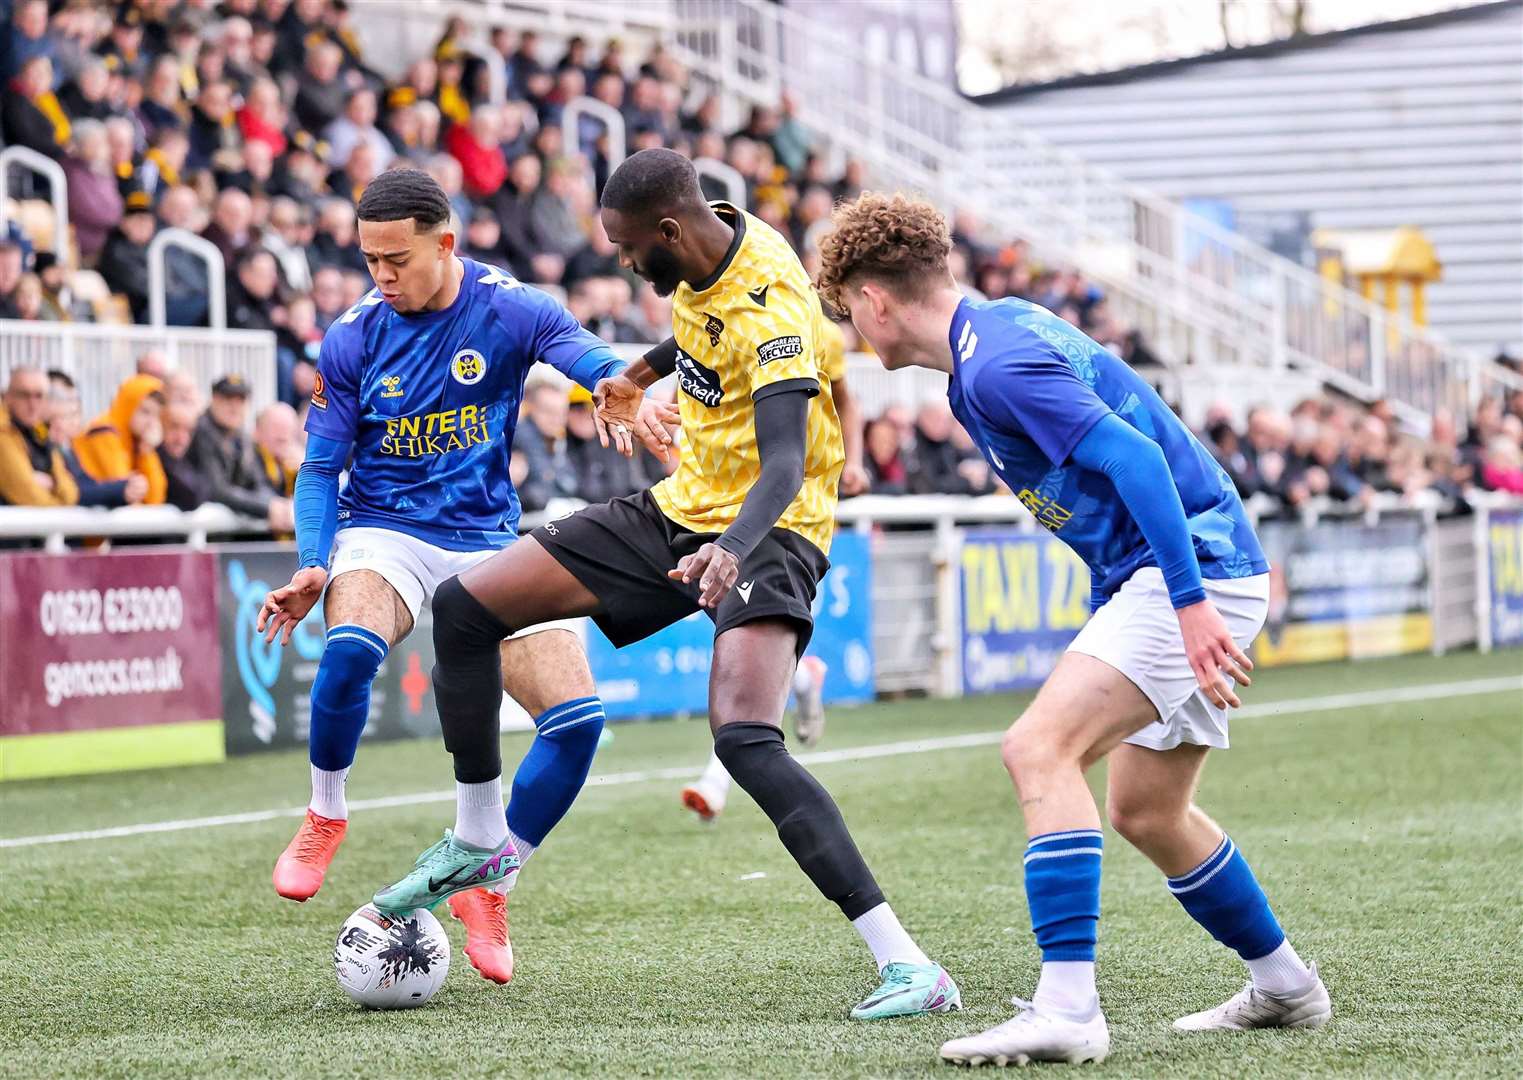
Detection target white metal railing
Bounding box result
[0,320,277,419]
[148,228,227,330]
[667,0,1523,423]
[562,96,626,173]
[692,156,746,208]
[0,146,69,257]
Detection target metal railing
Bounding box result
[148,228,227,330]
[693,156,746,207]
[0,146,69,257]
[0,320,278,419]
[562,96,627,172]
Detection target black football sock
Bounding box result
[432,575,513,784]
[713,721,886,919]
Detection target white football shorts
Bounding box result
[328,526,578,638]
[1067,566,1270,752]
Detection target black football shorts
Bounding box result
[532,490,829,655]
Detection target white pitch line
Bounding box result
[2,674,1518,852]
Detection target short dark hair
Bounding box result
[600,148,704,220]
[356,168,451,229]
[47,368,76,390]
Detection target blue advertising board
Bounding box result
[959,529,1090,694]
[1488,509,1523,647]
[588,531,876,719]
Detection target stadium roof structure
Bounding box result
[969,0,1523,103]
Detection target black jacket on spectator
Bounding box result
[512,423,578,512]
[567,430,643,505]
[2,93,65,159]
[563,246,622,287]
[909,433,972,496]
[97,226,152,319]
[294,79,347,135]
[161,448,209,511]
[184,412,275,518]
[58,85,115,122]
[228,281,280,334]
[306,232,368,276]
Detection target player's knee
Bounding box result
[713,720,783,775]
[1001,720,1065,784]
[432,575,513,656]
[1106,796,1177,847]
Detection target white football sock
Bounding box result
[852,902,931,972]
[453,777,506,849]
[1034,961,1098,1019]
[491,827,537,895]
[1245,939,1314,995]
[309,766,349,820]
[698,750,732,797]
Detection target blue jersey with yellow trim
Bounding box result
[305,258,625,552]
[947,296,1267,605]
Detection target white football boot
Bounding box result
[940,997,1109,1067]
[1173,963,1332,1032]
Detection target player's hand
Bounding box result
[1176,599,1252,709]
[635,397,680,462]
[592,373,647,458]
[839,462,870,498]
[257,566,328,646]
[668,542,741,609]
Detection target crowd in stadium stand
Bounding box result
[2,0,1522,526]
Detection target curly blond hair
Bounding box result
[815,193,951,313]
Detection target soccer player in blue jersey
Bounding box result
[816,195,1331,1066]
[255,169,675,985]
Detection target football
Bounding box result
[333,904,450,1009]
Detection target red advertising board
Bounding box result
[0,550,223,736]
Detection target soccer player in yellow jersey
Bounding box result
[374,149,958,1020]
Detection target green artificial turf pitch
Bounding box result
[2,649,1520,1078]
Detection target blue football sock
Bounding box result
[1167,834,1286,961]
[504,696,606,848]
[1024,829,1104,962]
[308,625,387,772]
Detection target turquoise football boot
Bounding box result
[372,830,519,914]
[850,961,962,1020]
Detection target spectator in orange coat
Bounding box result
[72,374,168,505]
[0,367,78,507]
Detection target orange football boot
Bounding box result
[448,888,515,984]
[272,810,347,901]
[680,784,721,822]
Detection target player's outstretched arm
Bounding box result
[592,338,680,459]
[669,388,809,608]
[1067,414,1251,708]
[258,433,350,646]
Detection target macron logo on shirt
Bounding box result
[957,320,979,362]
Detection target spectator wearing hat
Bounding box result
[97,189,158,320]
[72,373,167,505]
[0,366,78,508]
[5,55,71,160]
[185,374,293,530]
[63,118,125,261]
[95,9,147,83]
[565,385,645,504]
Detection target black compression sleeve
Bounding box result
[644,336,679,377]
[715,388,810,561]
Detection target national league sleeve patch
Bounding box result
[757,335,804,366]
[311,370,328,409]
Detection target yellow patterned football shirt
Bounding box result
[652,203,845,555]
